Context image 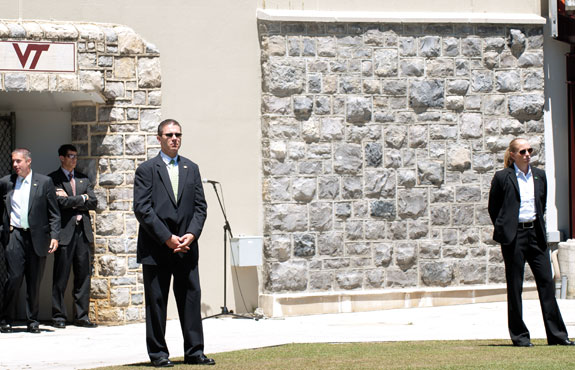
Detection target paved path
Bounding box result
[2,300,575,369]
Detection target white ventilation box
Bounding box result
[230,236,263,266]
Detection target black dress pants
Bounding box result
[52,225,92,322]
[143,258,204,361]
[501,222,569,345]
[0,228,46,325]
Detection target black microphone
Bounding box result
[202,178,219,184]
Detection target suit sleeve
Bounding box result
[488,172,503,225]
[186,166,207,239]
[53,177,97,211]
[46,179,61,239]
[133,163,172,245]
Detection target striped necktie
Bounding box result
[168,159,179,201]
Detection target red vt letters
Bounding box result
[12,43,50,69]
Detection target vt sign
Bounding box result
[0,41,76,72]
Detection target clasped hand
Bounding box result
[165,233,195,253]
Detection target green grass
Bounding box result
[94,340,575,369]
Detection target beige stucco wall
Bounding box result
[258,0,540,14]
[0,0,547,317]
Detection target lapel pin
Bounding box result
[184,165,188,169]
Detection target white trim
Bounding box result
[256,9,546,24]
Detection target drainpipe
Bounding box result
[566,48,575,237]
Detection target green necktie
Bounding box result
[20,179,29,229]
[168,159,179,201]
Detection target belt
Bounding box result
[9,225,29,232]
[518,220,535,229]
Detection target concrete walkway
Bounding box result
[2,300,575,369]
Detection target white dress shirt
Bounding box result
[160,151,178,167]
[10,170,32,228]
[514,164,536,223]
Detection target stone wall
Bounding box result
[259,21,544,294]
[0,20,162,324]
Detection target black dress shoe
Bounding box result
[184,354,216,365]
[73,319,97,328]
[549,339,575,346]
[52,321,66,329]
[27,324,40,333]
[513,341,534,347]
[0,323,12,333]
[151,358,173,367]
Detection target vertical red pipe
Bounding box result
[567,48,575,238]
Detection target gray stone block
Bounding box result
[508,94,544,121]
[398,190,427,219]
[365,170,395,198]
[418,160,444,186]
[418,36,440,57]
[334,144,363,174]
[294,233,316,257]
[293,96,313,119]
[309,272,333,290]
[318,232,344,256]
[346,96,372,123]
[310,202,333,231]
[409,80,444,108]
[421,262,454,287]
[266,261,308,292]
[370,200,396,220]
[386,268,417,287]
[336,271,363,290]
[98,255,126,276]
[266,204,308,232]
[72,105,97,122]
[263,59,305,97]
[374,49,398,77]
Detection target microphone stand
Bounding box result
[203,182,254,320]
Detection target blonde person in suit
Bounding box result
[488,138,573,347]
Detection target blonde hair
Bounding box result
[503,138,525,168]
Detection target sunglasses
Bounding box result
[518,148,533,155]
[66,154,77,159]
[163,133,182,138]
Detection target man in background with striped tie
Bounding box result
[133,119,213,367]
[49,144,98,329]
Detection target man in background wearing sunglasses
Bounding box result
[488,138,573,347]
[49,144,98,329]
[134,119,214,367]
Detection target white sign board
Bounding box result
[0,41,76,72]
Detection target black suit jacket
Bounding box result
[48,168,97,245]
[133,153,207,265]
[488,166,547,245]
[0,172,61,257]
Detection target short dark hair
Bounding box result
[157,119,181,136]
[58,144,77,157]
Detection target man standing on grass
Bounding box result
[133,119,214,367]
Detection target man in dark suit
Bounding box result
[133,119,214,367]
[49,144,98,329]
[488,138,573,347]
[0,148,60,334]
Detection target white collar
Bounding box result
[160,151,178,165]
